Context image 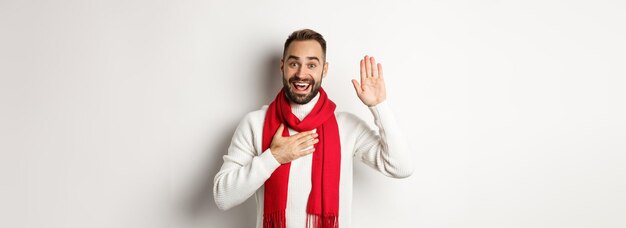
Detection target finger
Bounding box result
[274,123,285,138]
[293,129,316,141]
[377,63,384,79]
[290,131,313,145]
[301,138,320,147]
[300,146,316,156]
[352,79,363,95]
[360,59,366,82]
[371,56,378,78]
[364,55,372,78]
[295,132,318,144]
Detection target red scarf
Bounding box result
[262,87,341,228]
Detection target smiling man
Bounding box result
[282,39,325,105]
[214,29,414,228]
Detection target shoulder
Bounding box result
[243,105,268,121]
[233,105,268,136]
[230,105,269,151]
[335,111,362,122]
[335,111,369,130]
[238,105,268,127]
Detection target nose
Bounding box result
[295,66,305,77]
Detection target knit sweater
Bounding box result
[213,93,414,227]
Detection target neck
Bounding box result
[290,93,320,121]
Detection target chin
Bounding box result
[286,87,317,104]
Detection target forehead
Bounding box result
[285,40,324,59]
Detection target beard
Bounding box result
[282,72,323,105]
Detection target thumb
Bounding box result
[351,79,363,95]
[274,123,285,138]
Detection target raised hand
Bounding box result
[351,55,387,107]
[270,124,319,164]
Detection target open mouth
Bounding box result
[292,82,311,94]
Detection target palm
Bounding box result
[352,55,387,106]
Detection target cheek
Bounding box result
[283,68,296,76]
[315,70,324,80]
[283,70,294,82]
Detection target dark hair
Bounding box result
[283,29,327,60]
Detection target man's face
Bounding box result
[281,40,328,104]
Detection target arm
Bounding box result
[213,113,280,211]
[354,101,415,178]
[351,55,415,178]
[213,114,319,210]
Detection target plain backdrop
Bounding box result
[1,0,625,227]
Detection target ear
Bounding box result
[280,59,284,71]
[322,62,329,78]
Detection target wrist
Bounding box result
[366,99,386,107]
[270,147,285,164]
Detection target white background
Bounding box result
[1,0,625,227]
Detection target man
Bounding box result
[213,29,414,228]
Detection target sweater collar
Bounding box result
[290,92,320,121]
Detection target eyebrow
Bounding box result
[287,55,321,63]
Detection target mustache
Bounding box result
[288,76,315,84]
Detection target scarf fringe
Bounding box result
[263,211,286,228]
[306,213,339,228]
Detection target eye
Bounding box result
[307,64,316,69]
[289,62,299,68]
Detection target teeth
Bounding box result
[295,83,309,86]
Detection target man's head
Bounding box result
[281,29,328,104]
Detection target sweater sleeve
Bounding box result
[213,112,281,211]
[353,100,415,178]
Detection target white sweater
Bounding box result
[213,94,414,228]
